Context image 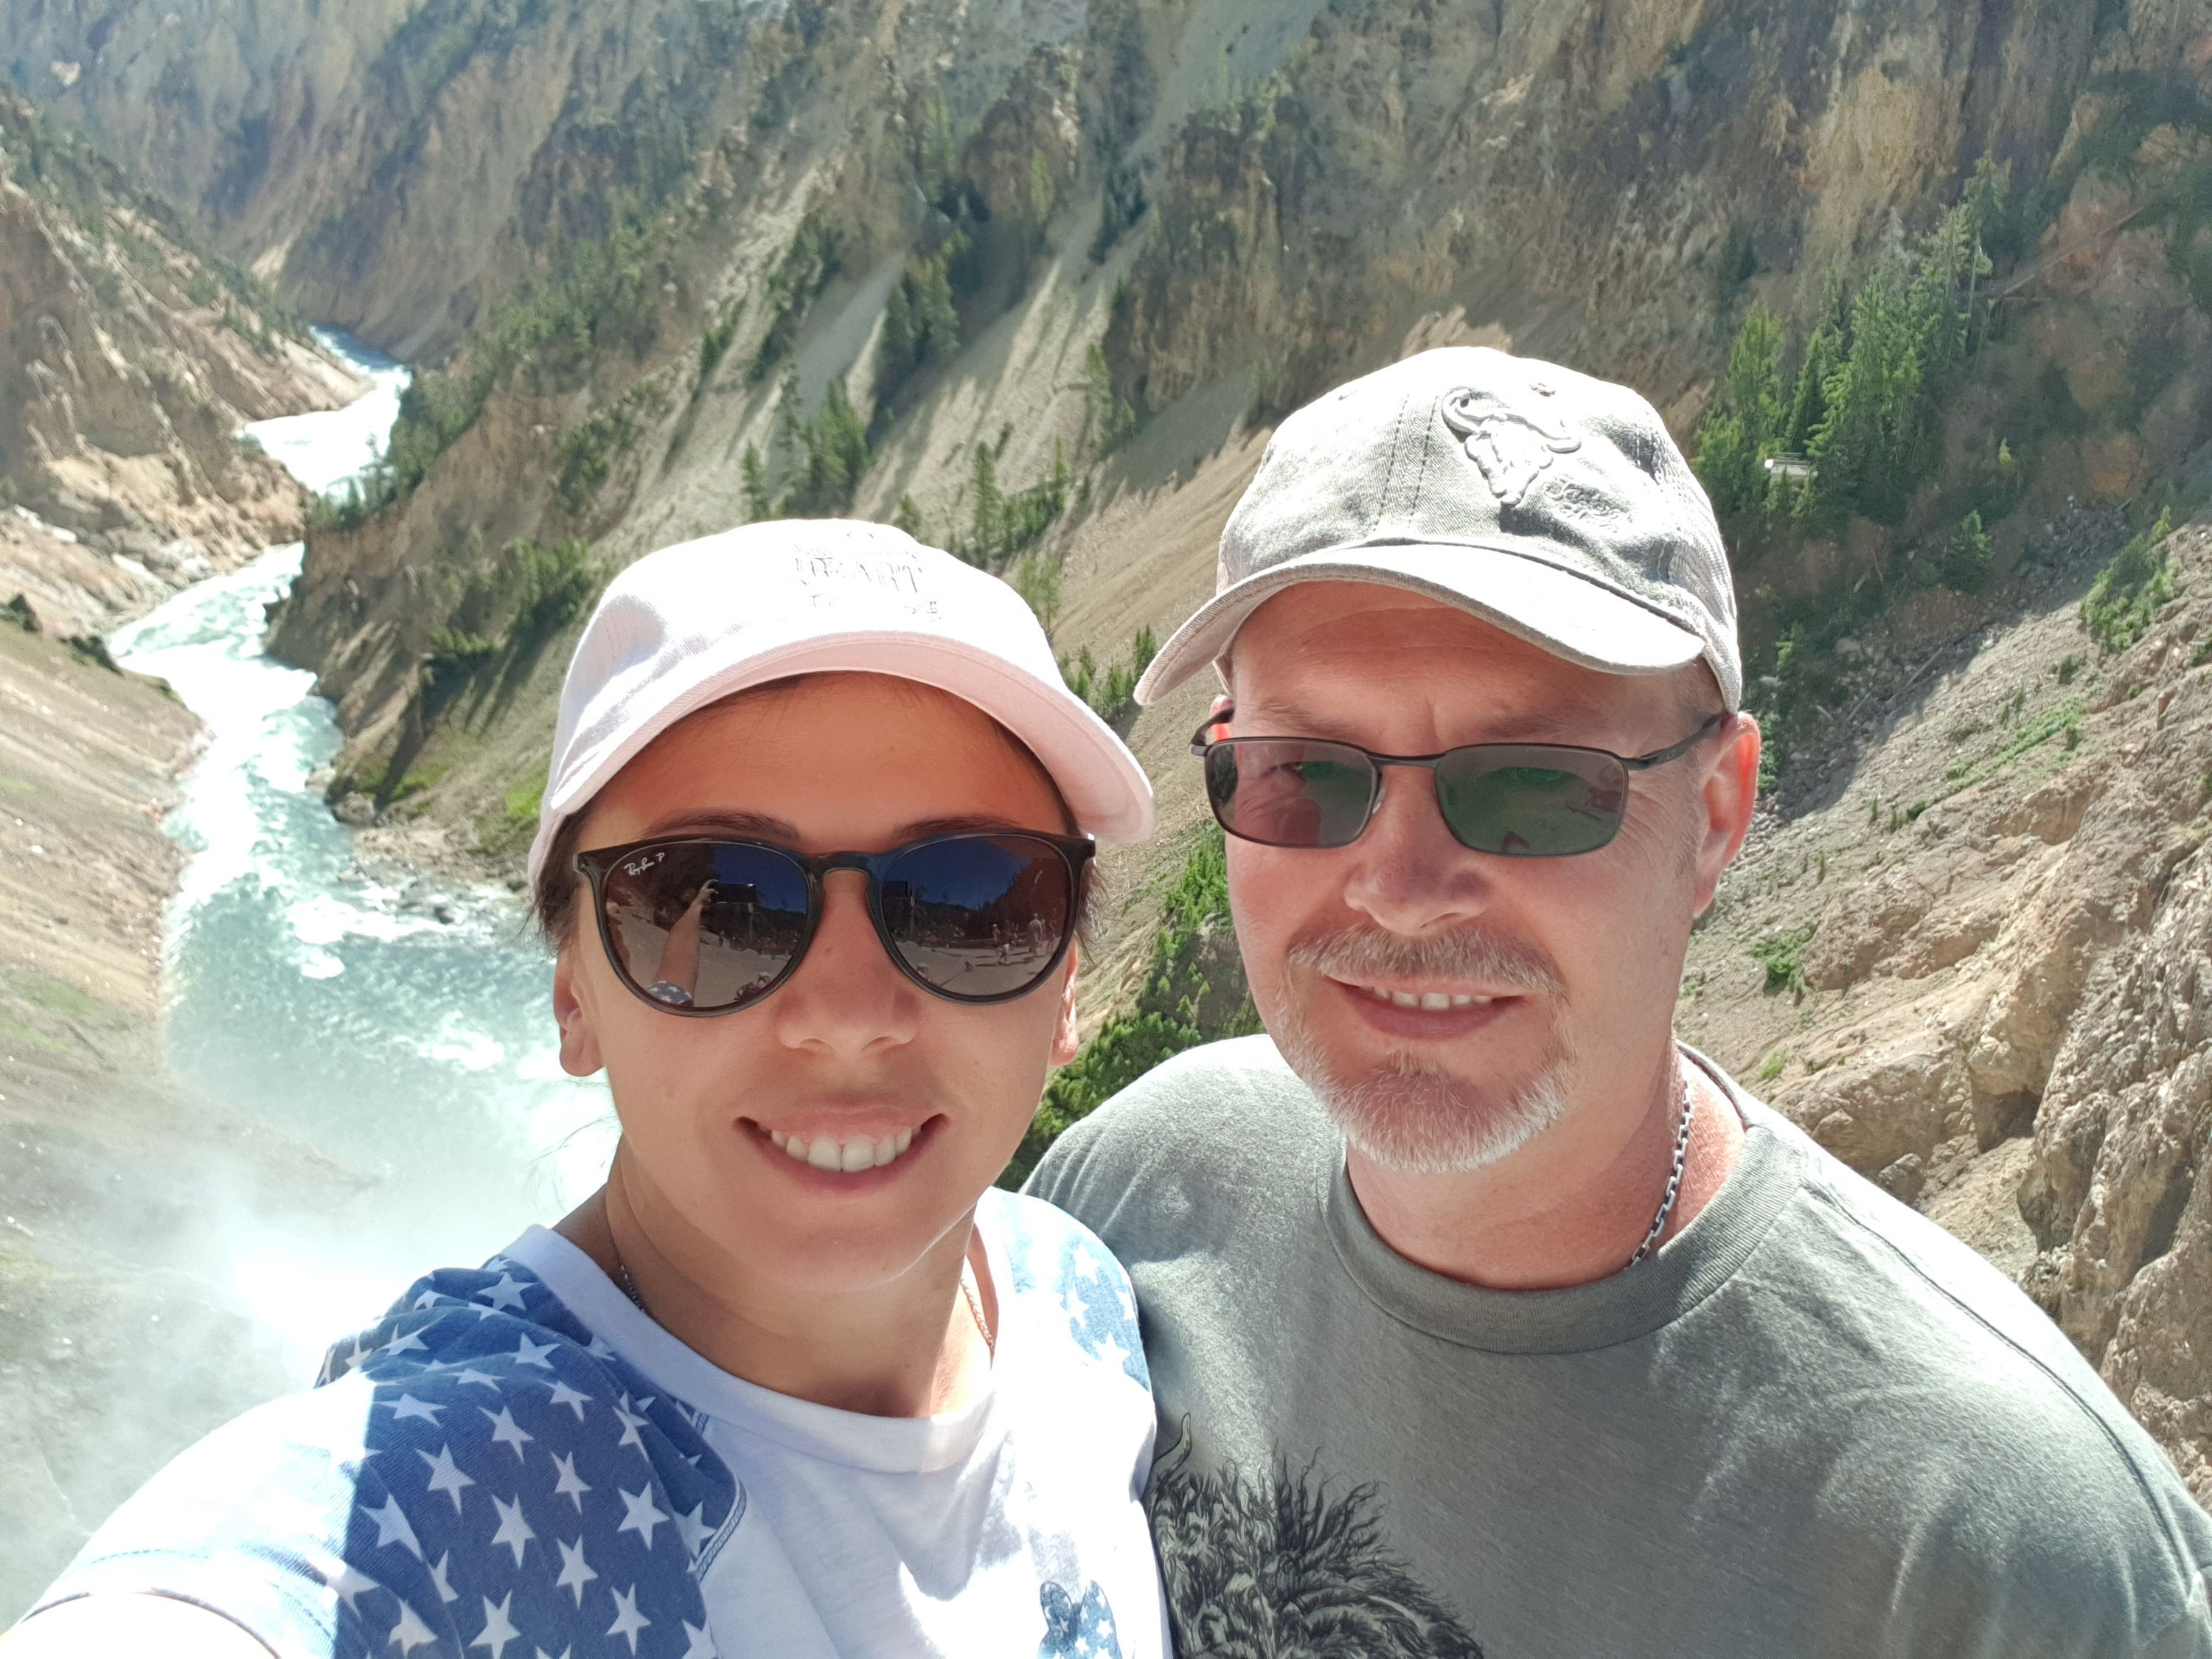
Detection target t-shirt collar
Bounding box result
[500,1218,1009,1474]
[1321,1047,1804,1354]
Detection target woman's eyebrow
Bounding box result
[892,814,1038,840]
[638,807,803,840]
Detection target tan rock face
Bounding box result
[1685,513,2212,1502]
[0,89,358,629]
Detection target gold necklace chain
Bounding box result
[959,1259,995,1355]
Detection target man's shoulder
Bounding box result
[1026,1034,1337,1239]
[1725,1091,2212,1578]
[1040,1034,1324,1166]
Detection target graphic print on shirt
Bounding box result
[1037,1580,1124,1658]
[1144,1428,1484,1659]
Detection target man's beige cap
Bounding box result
[1136,346,1742,709]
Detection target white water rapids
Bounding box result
[107,330,616,1369]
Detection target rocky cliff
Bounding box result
[0,87,358,635]
[11,0,2212,1492]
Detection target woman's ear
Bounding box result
[552,947,606,1077]
[1048,950,1082,1068]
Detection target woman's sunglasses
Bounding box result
[574,831,1093,1016]
[1192,709,1726,856]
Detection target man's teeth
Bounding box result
[1361,985,1495,1010]
[767,1127,917,1172]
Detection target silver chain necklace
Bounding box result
[614,1253,647,1311]
[1629,1077,1694,1267]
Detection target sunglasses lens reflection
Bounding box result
[1205,740,1376,847]
[599,843,811,1012]
[881,836,1075,1001]
[1435,748,1627,855]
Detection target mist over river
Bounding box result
[2,333,615,1618]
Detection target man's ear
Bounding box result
[1048,950,1083,1068]
[552,947,605,1077]
[1691,712,1762,917]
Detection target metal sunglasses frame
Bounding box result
[574,830,1096,1016]
[1189,708,1730,855]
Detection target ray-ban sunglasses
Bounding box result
[574,831,1093,1016]
[1192,708,1728,857]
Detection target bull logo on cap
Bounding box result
[1439,386,1582,508]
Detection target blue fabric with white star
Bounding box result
[35,1256,742,1658]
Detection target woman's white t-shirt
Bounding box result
[36,1190,1169,1659]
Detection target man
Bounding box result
[1030,347,2212,1657]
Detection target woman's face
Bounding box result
[553,673,1082,1295]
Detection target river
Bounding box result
[108,330,616,1375]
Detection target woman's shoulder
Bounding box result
[979,1189,1148,1392]
[35,1246,739,1658]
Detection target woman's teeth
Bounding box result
[1360,985,1495,1010]
[768,1127,917,1173]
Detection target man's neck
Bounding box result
[1344,1051,1746,1291]
[555,1159,992,1418]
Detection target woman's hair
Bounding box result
[533,674,1097,949]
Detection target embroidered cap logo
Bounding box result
[1439,385,1582,508]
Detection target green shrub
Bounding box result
[775,377,872,517]
[877,234,966,401]
[1750,921,1818,999]
[950,440,1068,565]
[1000,824,1260,1187]
[739,445,772,522]
[696,302,742,392]
[1940,510,1995,593]
[2082,509,2175,654]
[1084,343,1138,456]
[1692,160,2003,540]
[414,536,599,731]
[1009,552,1062,637]
[1062,627,1158,727]
[555,401,644,517]
[504,768,548,825]
[748,217,844,380]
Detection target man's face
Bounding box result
[1222,582,1757,1174]
[552,672,1081,1294]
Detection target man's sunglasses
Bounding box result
[1192,709,1727,856]
[573,831,1093,1016]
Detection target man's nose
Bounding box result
[768,869,919,1055]
[1338,765,1496,933]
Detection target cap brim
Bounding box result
[1135,542,1705,705]
[530,632,1155,888]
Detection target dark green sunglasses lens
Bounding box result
[1206,740,1377,847]
[1436,748,1628,855]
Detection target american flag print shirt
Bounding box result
[35,1189,1169,1659]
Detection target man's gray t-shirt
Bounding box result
[1029,1035,2212,1658]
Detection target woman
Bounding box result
[8,520,1166,1658]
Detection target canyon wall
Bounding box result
[0,86,357,633]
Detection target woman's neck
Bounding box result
[554,1158,994,1418]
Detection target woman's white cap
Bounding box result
[526,520,1156,889]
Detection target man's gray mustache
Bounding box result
[1285,926,1565,996]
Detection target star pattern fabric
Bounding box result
[35,1192,1169,1659]
[38,1252,737,1658]
[998,1192,1149,1391]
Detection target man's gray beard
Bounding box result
[1272,925,1573,1176]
